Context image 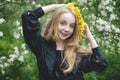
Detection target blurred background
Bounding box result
[0,0,120,80]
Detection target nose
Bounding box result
[64,25,70,32]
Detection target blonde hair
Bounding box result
[43,6,92,74]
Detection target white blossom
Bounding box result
[109,14,117,21]
[9,54,17,62]
[8,58,14,62]
[18,26,23,35]
[0,64,3,68]
[104,0,110,5]
[7,0,11,2]
[22,50,28,55]
[88,1,92,6]
[78,0,87,4]
[0,31,3,37]
[106,6,113,12]
[0,18,5,24]
[4,63,9,68]
[13,31,20,39]
[96,38,101,43]
[96,25,104,31]
[15,21,20,26]
[117,41,120,48]
[111,25,120,33]
[115,28,120,33]
[32,1,36,5]
[36,4,41,7]
[96,18,107,25]
[21,44,26,49]
[105,25,111,32]
[14,46,19,55]
[0,56,6,60]
[105,41,110,45]
[18,56,24,62]
[91,14,96,20]
[100,10,107,17]
[1,69,5,75]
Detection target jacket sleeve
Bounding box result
[78,47,108,73]
[21,7,44,55]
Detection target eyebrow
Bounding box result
[60,20,75,24]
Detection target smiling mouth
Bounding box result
[60,31,68,37]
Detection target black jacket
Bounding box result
[22,7,108,80]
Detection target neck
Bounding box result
[56,40,64,50]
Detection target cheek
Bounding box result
[58,24,63,30]
[70,28,75,36]
[70,28,74,34]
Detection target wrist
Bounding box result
[88,35,98,48]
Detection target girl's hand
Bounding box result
[42,4,65,14]
[83,23,93,41]
[83,23,98,48]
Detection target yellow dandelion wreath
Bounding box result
[66,3,85,39]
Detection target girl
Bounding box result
[22,3,108,80]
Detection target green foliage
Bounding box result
[0,0,120,80]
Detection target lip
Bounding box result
[60,31,68,37]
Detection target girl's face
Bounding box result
[58,12,75,41]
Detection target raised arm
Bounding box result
[78,23,108,73]
[21,4,65,55]
[42,4,65,14]
[84,23,98,48]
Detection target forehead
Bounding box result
[60,12,75,23]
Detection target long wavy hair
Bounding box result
[43,6,92,74]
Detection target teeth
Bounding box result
[62,33,67,37]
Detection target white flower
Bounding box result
[115,28,120,33]
[111,25,116,30]
[91,14,96,20]
[0,31,3,37]
[0,64,3,68]
[117,42,120,47]
[8,58,14,62]
[98,4,103,10]
[7,0,11,2]
[18,56,24,62]
[109,14,117,21]
[106,6,113,12]
[1,69,5,75]
[18,26,23,35]
[32,1,36,5]
[18,26,22,30]
[21,43,26,49]
[88,1,92,6]
[4,63,9,67]
[14,46,19,55]
[15,21,20,26]
[22,50,29,55]
[9,54,17,62]
[0,56,6,60]
[104,0,110,5]
[96,25,104,31]
[96,18,107,25]
[96,38,101,43]
[0,18,5,24]
[36,4,41,7]
[105,25,111,31]
[105,41,110,45]
[13,31,20,39]
[100,10,107,17]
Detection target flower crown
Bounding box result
[66,3,85,39]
